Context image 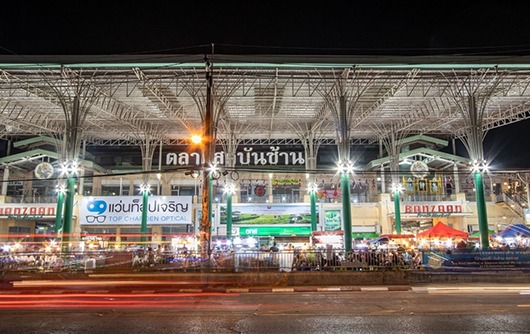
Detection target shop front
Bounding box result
[390,201,474,235]
[234,225,312,250]
[78,195,193,251]
[0,203,57,247]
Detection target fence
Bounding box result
[0,248,424,273]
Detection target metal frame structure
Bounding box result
[1,54,530,169]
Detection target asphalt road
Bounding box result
[0,283,529,333]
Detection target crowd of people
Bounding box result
[1,242,424,273]
[128,244,424,272]
[290,248,423,271]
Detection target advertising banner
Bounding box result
[0,203,56,219]
[423,249,530,269]
[324,209,341,231]
[220,204,312,225]
[239,226,312,236]
[79,196,192,225]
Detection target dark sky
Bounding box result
[2,1,530,56]
[1,1,529,169]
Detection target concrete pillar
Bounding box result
[1,166,9,195]
[92,172,102,196]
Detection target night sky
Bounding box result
[2,2,530,56]
[1,1,530,168]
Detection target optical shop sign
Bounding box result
[79,196,192,225]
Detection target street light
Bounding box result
[224,182,237,242]
[59,160,79,254]
[54,183,66,235]
[139,183,151,248]
[191,134,202,144]
[391,182,404,234]
[307,181,319,232]
[336,160,354,252]
[471,159,490,249]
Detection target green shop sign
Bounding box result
[239,226,312,237]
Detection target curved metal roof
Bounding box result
[1,54,529,150]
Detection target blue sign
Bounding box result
[87,200,107,214]
[423,249,530,269]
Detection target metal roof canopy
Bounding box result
[0,54,530,163]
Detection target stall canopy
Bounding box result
[368,236,390,245]
[368,234,414,245]
[469,230,494,239]
[494,224,530,239]
[416,222,468,239]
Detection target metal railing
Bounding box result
[496,193,525,217]
[0,248,424,273]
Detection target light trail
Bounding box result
[12,279,234,287]
[0,292,237,298]
[0,292,252,310]
[424,285,530,294]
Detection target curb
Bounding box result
[4,285,414,294]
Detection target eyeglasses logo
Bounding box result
[86,215,106,224]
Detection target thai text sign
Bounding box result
[166,146,305,166]
[423,249,530,269]
[79,196,192,225]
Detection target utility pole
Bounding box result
[199,54,213,260]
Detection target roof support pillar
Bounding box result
[338,95,352,252]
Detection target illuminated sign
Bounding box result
[166,146,305,167]
[0,204,56,218]
[79,196,192,225]
[220,204,312,225]
[404,204,463,214]
[239,226,311,236]
[395,202,472,218]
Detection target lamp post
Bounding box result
[472,160,490,249]
[54,183,66,235]
[60,160,78,254]
[224,182,236,242]
[307,181,318,232]
[391,182,404,234]
[140,183,150,248]
[338,161,354,252]
[199,55,215,260]
[208,171,214,234]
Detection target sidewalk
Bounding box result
[3,268,530,289]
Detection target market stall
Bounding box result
[416,222,468,249]
[493,224,530,248]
